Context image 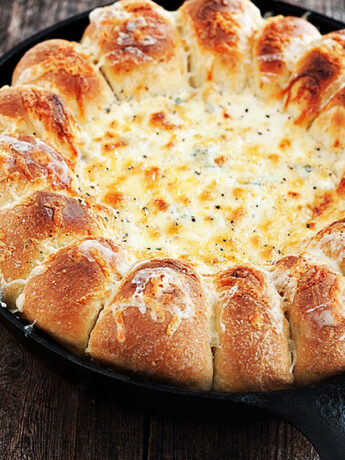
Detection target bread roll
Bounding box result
[17,238,127,353]
[284,30,345,126]
[12,39,115,122]
[253,15,320,98]
[82,0,187,99]
[0,85,82,163]
[272,254,345,385]
[87,259,213,389]
[309,84,345,150]
[0,134,75,207]
[179,0,262,89]
[0,191,98,302]
[213,265,292,392]
[306,217,345,273]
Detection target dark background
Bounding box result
[0,0,344,458]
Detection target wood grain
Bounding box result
[0,328,79,459]
[284,0,345,22]
[147,415,318,460]
[74,391,145,460]
[0,0,342,458]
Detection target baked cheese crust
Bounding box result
[80,87,343,269]
[2,0,345,391]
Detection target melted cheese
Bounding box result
[78,82,345,272]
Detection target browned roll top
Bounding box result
[272,254,345,385]
[0,191,97,284]
[12,39,114,122]
[19,238,126,353]
[179,0,261,89]
[283,30,345,126]
[88,259,213,390]
[0,85,82,162]
[213,265,292,392]
[0,134,74,205]
[254,15,320,98]
[84,3,176,70]
[183,0,260,53]
[82,0,187,98]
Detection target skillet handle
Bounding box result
[248,379,345,460]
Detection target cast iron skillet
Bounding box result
[1,1,345,458]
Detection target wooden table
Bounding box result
[0,0,344,458]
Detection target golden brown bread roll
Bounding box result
[309,84,345,150]
[17,238,127,353]
[0,134,75,207]
[253,16,320,98]
[272,254,345,385]
[283,30,345,126]
[306,217,345,273]
[213,265,292,392]
[0,85,82,163]
[0,191,98,303]
[87,259,213,389]
[12,39,115,122]
[82,0,187,99]
[179,0,262,89]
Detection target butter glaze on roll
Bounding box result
[309,85,345,151]
[306,218,345,273]
[253,15,320,98]
[283,30,345,126]
[272,254,345,385]
[0,134,75,206]
[17,238,127,353]
[0,191,98,303]
[12,39,115,122]
[213,265,292,392]
[87,259,213,390]
[0,85,82,163]
[82,0,187,99]
[179,0,262,89]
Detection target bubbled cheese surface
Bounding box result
[78,82,344,271]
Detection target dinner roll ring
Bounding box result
[3,0,345,392]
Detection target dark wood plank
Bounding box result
[74,390,145,460]
[0,323,146,460]
[147,415,318,460]
[0,325,79,459]
[284,0,345,22]
[0,0,110,55]
[0,0,343,459]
